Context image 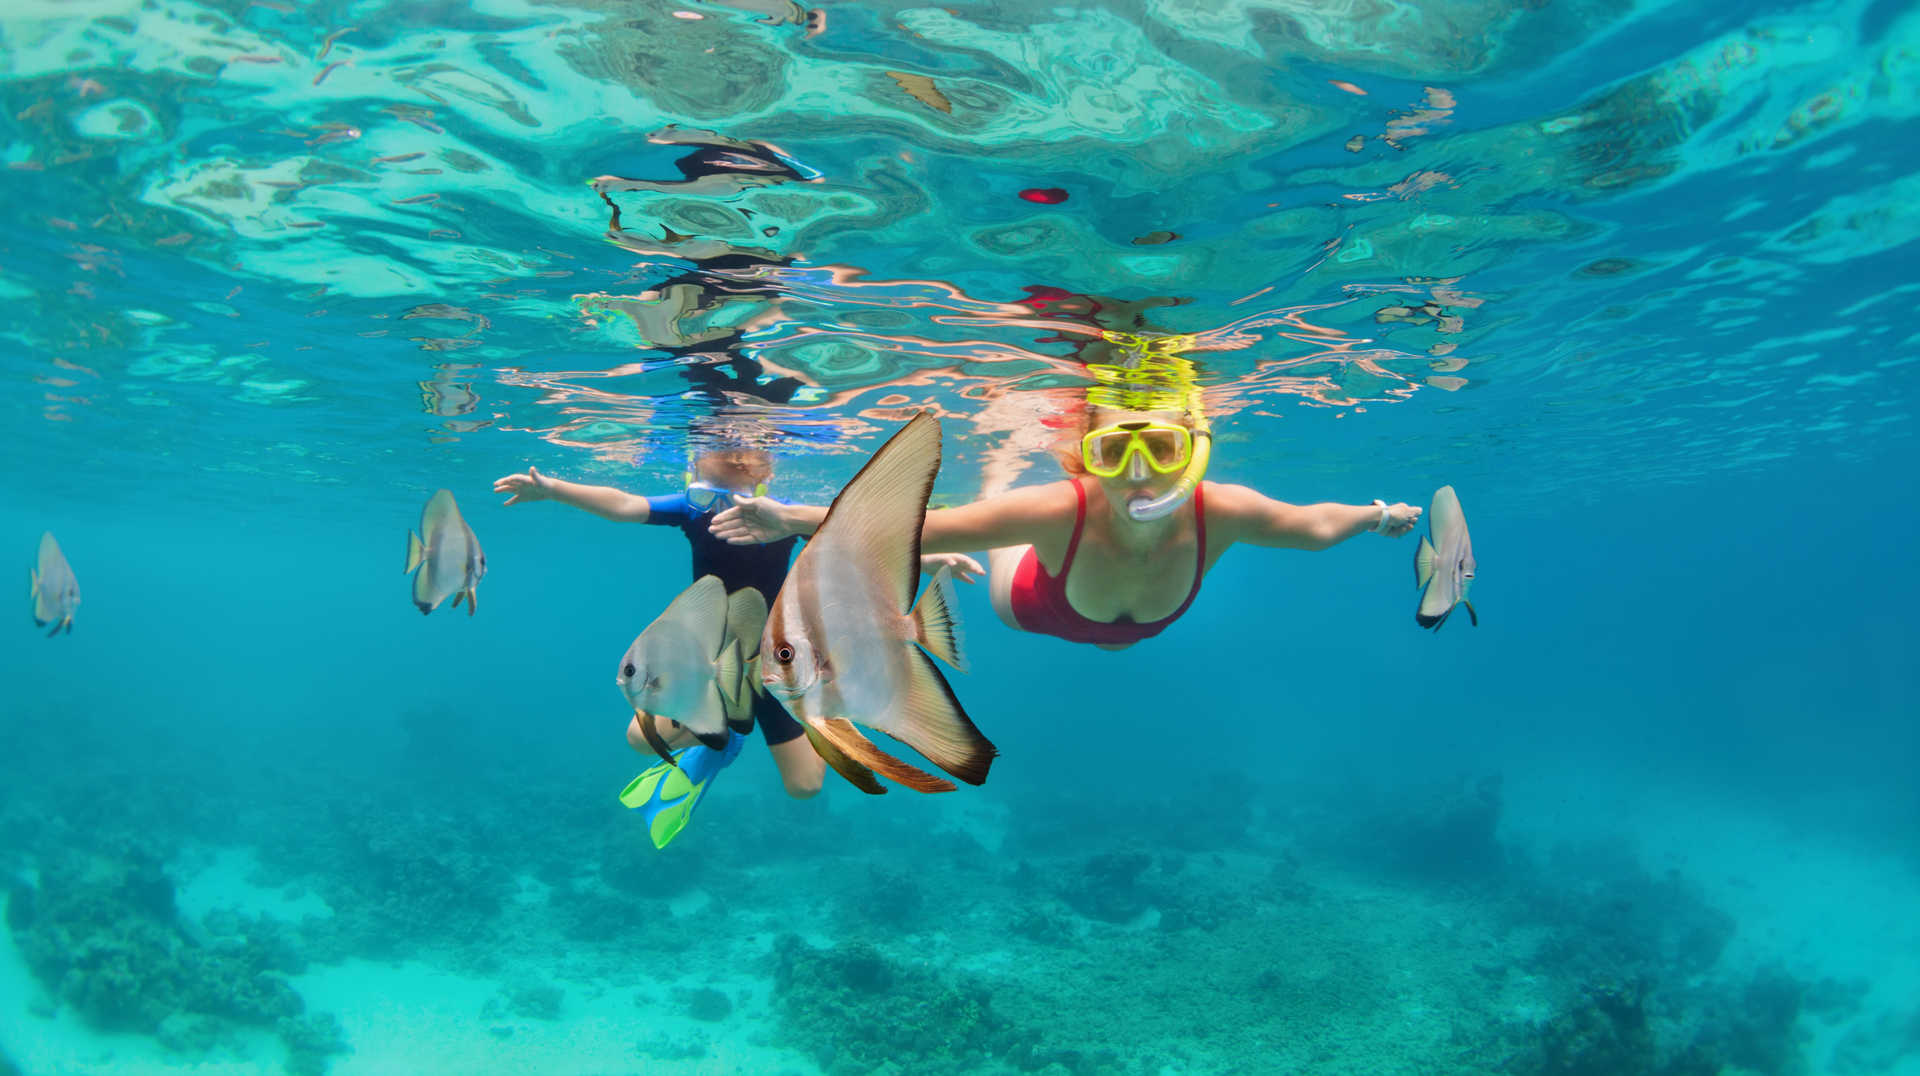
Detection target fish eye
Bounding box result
[622,662,636,678]
[776,645,794,664]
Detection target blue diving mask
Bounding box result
[684,477,770,512]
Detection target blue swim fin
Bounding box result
[617,731,746,849]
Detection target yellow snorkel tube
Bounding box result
[1090,332,1212,523]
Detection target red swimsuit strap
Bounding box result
[1159,481,1207,625]
[1042,478,1089,582]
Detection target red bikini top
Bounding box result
[1024,479,1207,646]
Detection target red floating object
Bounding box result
[1018,187,1069,204]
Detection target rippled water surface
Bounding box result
[5,0,1914,505]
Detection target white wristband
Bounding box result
[1371,499,1390,533]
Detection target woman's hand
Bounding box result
[494,466,551,506]
[709,496,796,545]
[1377,501,1422,538]
[920,552,985,584]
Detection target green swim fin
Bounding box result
[617,731,745,849]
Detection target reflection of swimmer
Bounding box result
[714,354,1424,651]
[584,125,814,406]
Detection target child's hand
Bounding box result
[494,467,551,506]
[920,552,985,584]
[709,496,794,545]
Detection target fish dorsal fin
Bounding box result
[420,489,460,535]
[802,720,889,795]
[1428,485,1465,546]
[38,532,59,564]
[1415,536,1435,588]
[812,412,940,613]
[725,588,768,663]
[661,575,730,656]
[909,566,967,671]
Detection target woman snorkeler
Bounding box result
[708,391,1423,651]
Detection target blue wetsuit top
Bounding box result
[644,492,798,607]
[644,491,803,746]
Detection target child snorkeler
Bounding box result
[493,442,979,846]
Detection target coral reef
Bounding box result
[1303,774,1509,883]
[683,985,732,1023]
[1055,849,1159,924]
[6,851,348,1075]
[1513,979,1717,1076]
[482,980,566,1022]
[771,934,1081,1076]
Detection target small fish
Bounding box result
[1130,230,1180,245]
[30,532,79,636]
[616,576,764,764]
[404,489,485,616]
[1414,485,1476,630]
[762,412,994,795]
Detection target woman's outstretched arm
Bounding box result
[1205,482,1421,551]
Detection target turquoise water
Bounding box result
[4,0,1917,1073]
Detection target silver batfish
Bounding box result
[1414,485,1477,630]
[30,531,79,636]
[616,575,764,764]
[761,412,994,794]
[404,489,486,615]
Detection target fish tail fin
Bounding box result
[803,720,888,795]
[894,649,996,785]
[815,717,954,794]
[405,530,425,573]
[909,566,968,672]
[1414,536,1436,588]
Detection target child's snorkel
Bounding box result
[1091,332,1211,523]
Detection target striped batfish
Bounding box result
[404,489,486,615]
[1414,485,1477,630]
[30,532,79,636]
[761,412,995,794]
[616,575,767,764]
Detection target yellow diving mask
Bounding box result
[1080,421,1193,478]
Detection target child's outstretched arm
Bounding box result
[493,466,652,522]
